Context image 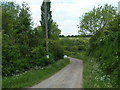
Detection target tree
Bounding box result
[50,22,61,40]
[2,2,20,38]
[2,1,64,77]
[40,0,53,38]
[88,15,120,87]
[40,0,53,57]
[29,26,45,47]
[78,4,117,35]
[16,2,32,57]
[17,2,32,33]
[59,35,65,37]
[2,2,34,76]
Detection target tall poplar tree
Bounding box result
[40,0,53,38]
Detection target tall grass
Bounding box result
[2,58,70,88]
[83,58,113,88]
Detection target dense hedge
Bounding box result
[2,42,63,77]
[88,16,120,87]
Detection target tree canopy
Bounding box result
[2,1,63,77]
[78,4,117,35]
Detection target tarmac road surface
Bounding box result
[31,57,83,88]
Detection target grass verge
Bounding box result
[2,58,70,88]
[69,51,113,88]
[83,58,113,88]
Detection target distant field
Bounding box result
[59,37,90,40]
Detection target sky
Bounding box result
[5,0,119,35]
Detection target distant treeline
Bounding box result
[59,35,92,37]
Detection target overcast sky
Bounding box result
[7,0,119,35]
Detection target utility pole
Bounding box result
[44,1,49,58]
[41,0,52,59]
[41,0,49,58]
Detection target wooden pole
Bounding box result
[44,2,49,58]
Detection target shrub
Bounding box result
[88,16,120,87]
[2,45,21,76]
[49,40,64,61]
[29,46,46,59]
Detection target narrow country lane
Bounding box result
[31,57,83,88]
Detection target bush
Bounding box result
[29,46,46,59]
[88,16,120,87]
[49,40,64,61]
[2,45,21,76]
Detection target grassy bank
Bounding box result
[69,52,113,88]
[83,57,113,88]
[2,58,70,88]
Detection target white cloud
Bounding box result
[7,0,119,35]
[58,20,79,36]
[51,0,119,35]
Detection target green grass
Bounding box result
[69,52,113,88]
[2,58,70,88]
[83,58,113,88]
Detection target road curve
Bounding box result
[31,57,83,88]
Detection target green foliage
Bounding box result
[49,40,64,60]
[2,1,64,78]
[82,56,113,88]
[40,0,53,38]
[2,58,70,88]
[29,26,45,47]
[30,46,46,59]
[79,4,119,87]
[50,22,61,40]
[60,37,89,53]
[2,2,20,36]
[64,44,114,88]
[88,16,120,87]
[79,4,117,35]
